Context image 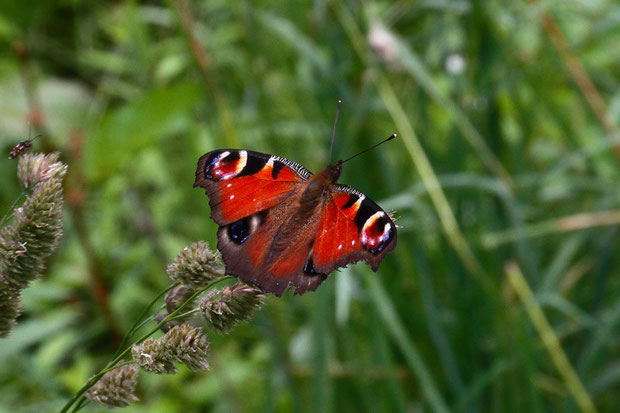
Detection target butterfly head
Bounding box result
[326,160,343,184]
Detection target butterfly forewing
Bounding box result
[194,149,310,224]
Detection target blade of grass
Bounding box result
[413,243,467,406]
[588,361,620,396]
[334,1,491,289]
[540,236,584,292]
[381,25,514,189]
[369,320,409,413]
[455,359,513,412]
[483,210,620,248]
[169,0,238,147]
[376,77,489,289]
[505,262,597,413]
[542,133,620,182]
[312,286,331,413]
[362,270,450,413]
[258,13,330,75]
[557,257,595,296]
[578,298,620,374]
[334,1,513,188]
[530,3,619,145]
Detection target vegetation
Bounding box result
[1,0,619,411]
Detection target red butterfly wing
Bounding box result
[312,185,397,275]
[194,149,310,225]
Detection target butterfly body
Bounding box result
[195,149,396,296]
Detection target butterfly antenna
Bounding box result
[26,123,42,142]
[341,134,397,164]
[26,122,43,142]
[329,100,342,163]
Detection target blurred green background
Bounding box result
[1,0,619,412]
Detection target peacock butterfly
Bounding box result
[194,138,397,296]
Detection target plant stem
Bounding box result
[59,276,233,413]
[111,283,179,360]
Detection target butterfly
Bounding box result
[194,141,397,296]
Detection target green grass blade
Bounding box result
[506,262,597,413]
[362,270,450,413]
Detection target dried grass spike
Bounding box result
[167,241,223,287]
[85,364,139,408]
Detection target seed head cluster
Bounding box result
[85,364,139,408]
[132,323,210,374]
[199,282,266,334]
[166,241,223,288]
[0,153,66,337]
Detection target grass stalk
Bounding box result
[483,210,620,248]
[376,77,488,288]
[505,262,597,413]
[530,3,618,143]
[363,271,450,413]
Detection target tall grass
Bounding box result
[0,0,619,411]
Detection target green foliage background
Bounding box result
[1,0,619,411]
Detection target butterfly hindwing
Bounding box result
[217,204,327,296]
